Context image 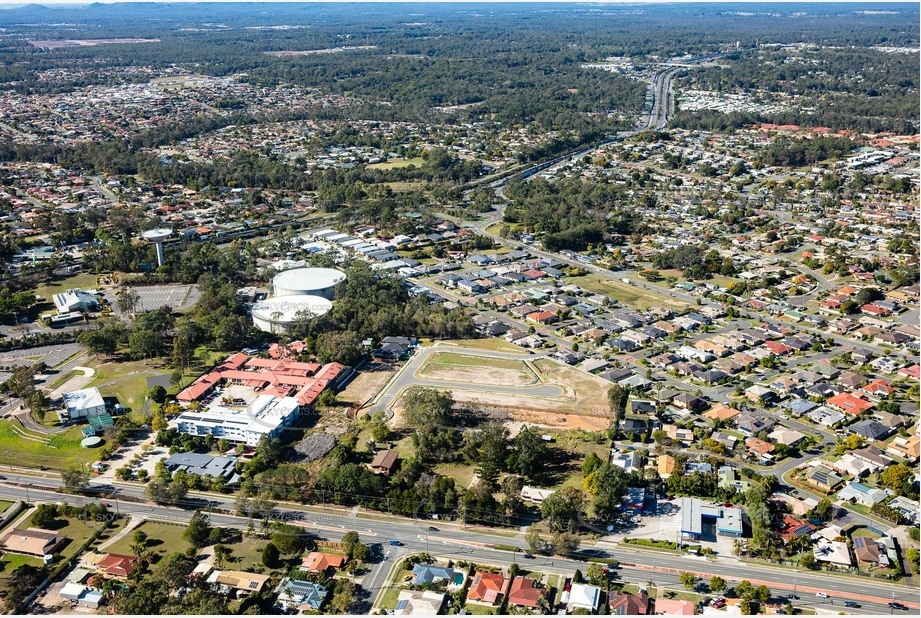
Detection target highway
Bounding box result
[0,478,915,615]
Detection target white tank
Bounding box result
[272,267,346,300]
[251,295,332,333]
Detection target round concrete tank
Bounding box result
[271,267,346,300]
[251,295,333,333]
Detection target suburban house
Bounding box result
[275,578,328,612]
[1,528,67,557]
[853,537,887,568]
[609,591,650,615]
[411,564,454,586]
[207,570,270,594]
[394,590,446,616]
[301,552,347,573]
[370,450,399,476]
[507,576,545,609]
[94,553,139,579]
[654,598,696,615]
[838,482,891,506]
[566,583,601,612]
[466,571,509,606]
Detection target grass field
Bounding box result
[0,553,42,575]
[104,521,190,562]
[367,156,425,170]
[433,463,477,489]
[423,338,524,353]
[566,273,690,310]
[220,537,269,571]
[0,421,99,470]
[427,352,530,372]
[377,587,401,610]
[0,500,14,513]
[33,273,107,303]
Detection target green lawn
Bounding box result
[378,587,401,610]
[0,501,14,513]
[53,517,109,560]
[426,351,531,372]
[422,338,524,353]
[434,463,477,489]
[220,537,270,571]
[104,521,190,562]
[0,553,42,575]
[34,273,107,303]
[463,603,498,614]
[0,421,99,470]
[566,273,690,310]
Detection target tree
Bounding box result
[525,524,545,553]
[148,385,167,404]
[28,390,49,423]
[551,531,580,556]
[881,463,912,495]
[262,542,280,568]
[679,571,697,591]
[582,452,603,477]
[315,331,365,366]
[341,531,368,562]
[329,579,356,614]
[709,576,727,594]
[183,511,211,547]
[587,562,607,587]
[540,487,584,532]
[272,524,310,556]
[31,504,58,529]
[3,564,48,609]
[213,544,232,569]
[117,288,141,316]
[512,426,549,480]
[62,465,90,492]
[607,384,630,424]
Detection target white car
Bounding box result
[816,593,828,598]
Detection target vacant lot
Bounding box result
[367,156,425,170]
[338,363,396,405]
[420,352,538,387]
[567,273,690,310]
[104,521,190,562]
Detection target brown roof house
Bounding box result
[507,576,545,609]
[1,528,67,557]
[853,537,886,568]
[370,450,399,476]
[609,591,650,615]
[207,570,270,594]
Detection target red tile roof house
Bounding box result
[96,553,139,579]
[302,552,347,573]
[826,392,875,415]
[897,365,920,380]
[746,438,776,458]
[507,576,545,608]
[466,571,509,606]
[860,379,894,399]
[778,514,816,544]
[860,304,891,317]
[764,341,794,356]
[526,311,558,325]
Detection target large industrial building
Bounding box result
[271,267,346,300]
[174,352,348,445]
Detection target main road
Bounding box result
[0,479,915,615]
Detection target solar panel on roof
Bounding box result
[396,600,409,610]
[248,581,259,589]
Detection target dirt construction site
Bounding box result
[378,344,613,431]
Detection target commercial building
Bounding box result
[61,387,106,421]
[250,295,332,334]
[272,267,346,300]
[174,351,348,445]
[680,497,744,539]
[163,452,240,484]
[52,289,99,314]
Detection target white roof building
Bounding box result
[62,387,105,420]
[53,289,98,315]
[175,394,299,446]
[394,590,446,616]
[567,583,601,612]
[813,539,853,568]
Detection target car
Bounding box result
[844,601,860,608]
[427,526,438,532]
[388,540,402,546]
[713,600,726,609]
[816,593,828,598]
[887,602,906,611]
[522,554,534,559]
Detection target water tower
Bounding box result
[142,228,172,267]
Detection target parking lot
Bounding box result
[105,284,200,316]
[0,343,82,370]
